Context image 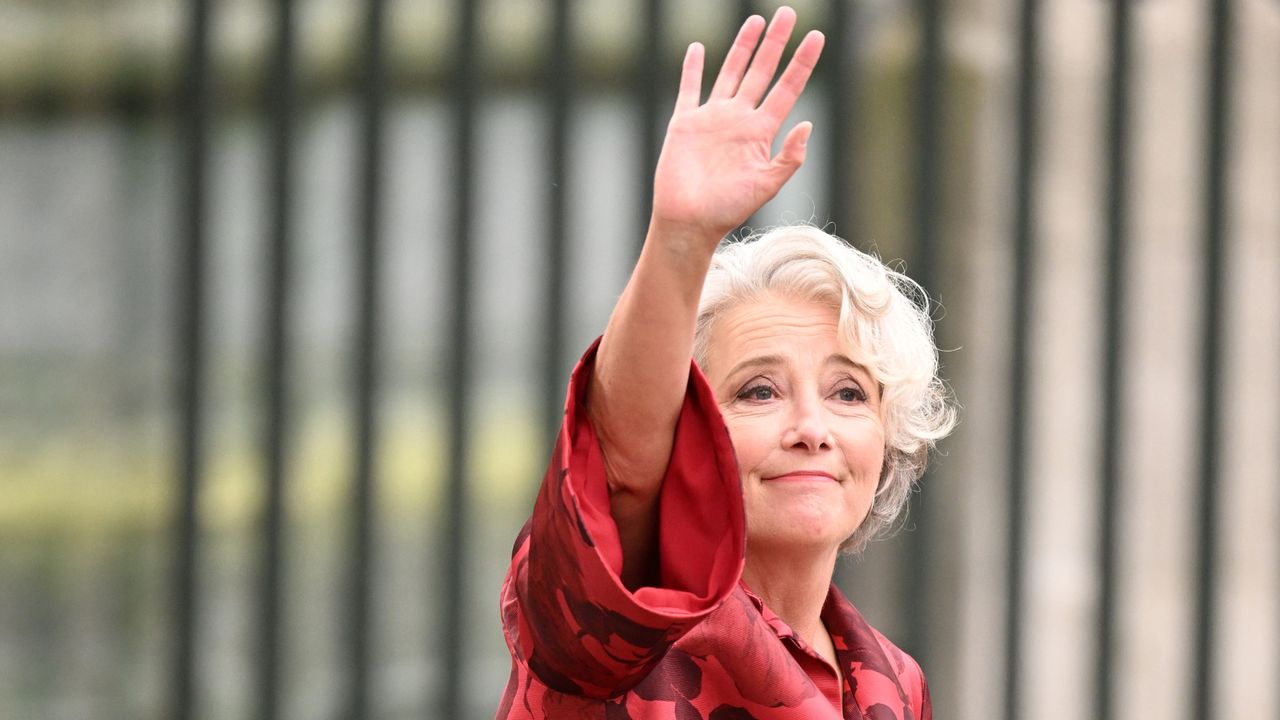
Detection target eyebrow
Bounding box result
[723,355,785,382]
[825,354,868,376]
[722,353,870,380]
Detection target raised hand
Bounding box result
[650,7,825,244]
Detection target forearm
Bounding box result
[592,221,719,489]
[589,221,720,586]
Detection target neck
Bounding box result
[741,543,839,646]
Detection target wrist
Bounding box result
[643,216,724,265]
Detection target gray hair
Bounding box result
[693,225,957,553]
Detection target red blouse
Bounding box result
[496,343,931,720]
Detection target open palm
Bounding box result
[651,8,825,242]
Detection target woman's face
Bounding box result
[704,293,884,556]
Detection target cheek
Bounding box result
[836,419,885,466]
[838,431,887,518]
[723,416,776,470]
[863,442,886,478]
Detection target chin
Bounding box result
[748,514,847,553]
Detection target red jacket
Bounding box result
[496,343,932,719]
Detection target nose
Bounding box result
[782,393,831,452]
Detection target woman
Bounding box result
[497,7,955,719]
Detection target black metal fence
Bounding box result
[65,0,1267,718]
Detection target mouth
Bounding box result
[762,471,839,483]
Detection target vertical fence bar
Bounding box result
[257,0,296,718]
[910,0,943,288]
[824,0,855,238]
[1004,0,1041,717]
[169,0,212,716]
[543,0,572,450]
[734,0,757,237]
[737,0,757,46]
[636,0,664,254]
[1096,1,1132,718]
[902,0,944,669]
[346,0,387,716]
[1193,0,1232,718]
[441,0,480,715]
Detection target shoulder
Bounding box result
[824,587,931,719]
[866,623,927,694]
[859,613,928,709]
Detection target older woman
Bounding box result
[497,7,955,719]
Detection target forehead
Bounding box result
[706,294,854,373]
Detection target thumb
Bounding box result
[767,121,812,184]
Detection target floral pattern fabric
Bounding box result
[496,342,931,720]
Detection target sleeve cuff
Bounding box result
[503,338,746,697]
[552,336,745,613]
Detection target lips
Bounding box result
[763,471,838,483]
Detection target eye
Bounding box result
[834,385,866,403]
[735,383,777,402]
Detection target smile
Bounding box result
[763,471,839,483]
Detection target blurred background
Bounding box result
[1,0,1277,719]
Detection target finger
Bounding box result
[758,30,825,126]
[674,42,705,112]
[709,15,766,99]
[735,6,798,106]
[766,121,812,186]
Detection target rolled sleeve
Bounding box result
[499,339,745,698]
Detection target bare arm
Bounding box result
[588,7,824,588]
